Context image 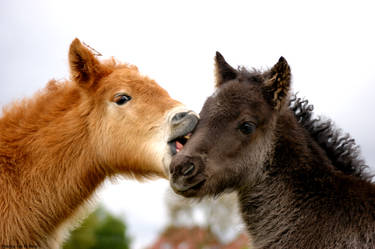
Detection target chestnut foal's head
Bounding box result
[69,39,198,178]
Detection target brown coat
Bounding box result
[0,39,197,248]
[170,53,375,249]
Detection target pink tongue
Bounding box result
[176,141,184,152]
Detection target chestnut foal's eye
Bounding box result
[239,122,256,135]
[114,94,132,105]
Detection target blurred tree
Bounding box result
[165,189,244,243]
[63,206,131,249]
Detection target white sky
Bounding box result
[1,0,374,248]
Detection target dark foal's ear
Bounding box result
[262,57,291,110]
[214,52,238,87]
[69,38,106,90]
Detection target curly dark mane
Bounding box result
[289,94,372,181]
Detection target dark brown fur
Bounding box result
[170,52,375,249]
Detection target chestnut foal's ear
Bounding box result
[69,38,104,90]
[262,57,291,110]
[214,51,238,87]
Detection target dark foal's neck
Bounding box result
[237,110,375,249]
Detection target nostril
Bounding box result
[182,163,195,176]
[172,112,188,124]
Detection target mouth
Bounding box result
[172,179,206,197]
[168,133,192,156]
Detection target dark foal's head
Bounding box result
[170,53,291,197]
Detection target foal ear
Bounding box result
[214,52,238,87]
[262,57,291,110]
[69,38,104,90]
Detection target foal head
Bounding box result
[68,39,198,178]
[170,52,291,197]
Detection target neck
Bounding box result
[0,85,107,248]
[237,111,375,249]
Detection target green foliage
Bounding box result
[63,206,131,249]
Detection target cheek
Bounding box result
[91,105,148,158]
[107,110,163,153]
[215,133,245,158]
[205,133,252,177]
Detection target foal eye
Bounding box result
[239,122,256,135]
[113,94,132,105]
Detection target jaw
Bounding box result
[171,178,207,197]
[169,155,210,197]
[171,174,240,198]
[170,157,241,198]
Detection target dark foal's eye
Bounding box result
[239,122,256,135]
[113,94,132,105]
